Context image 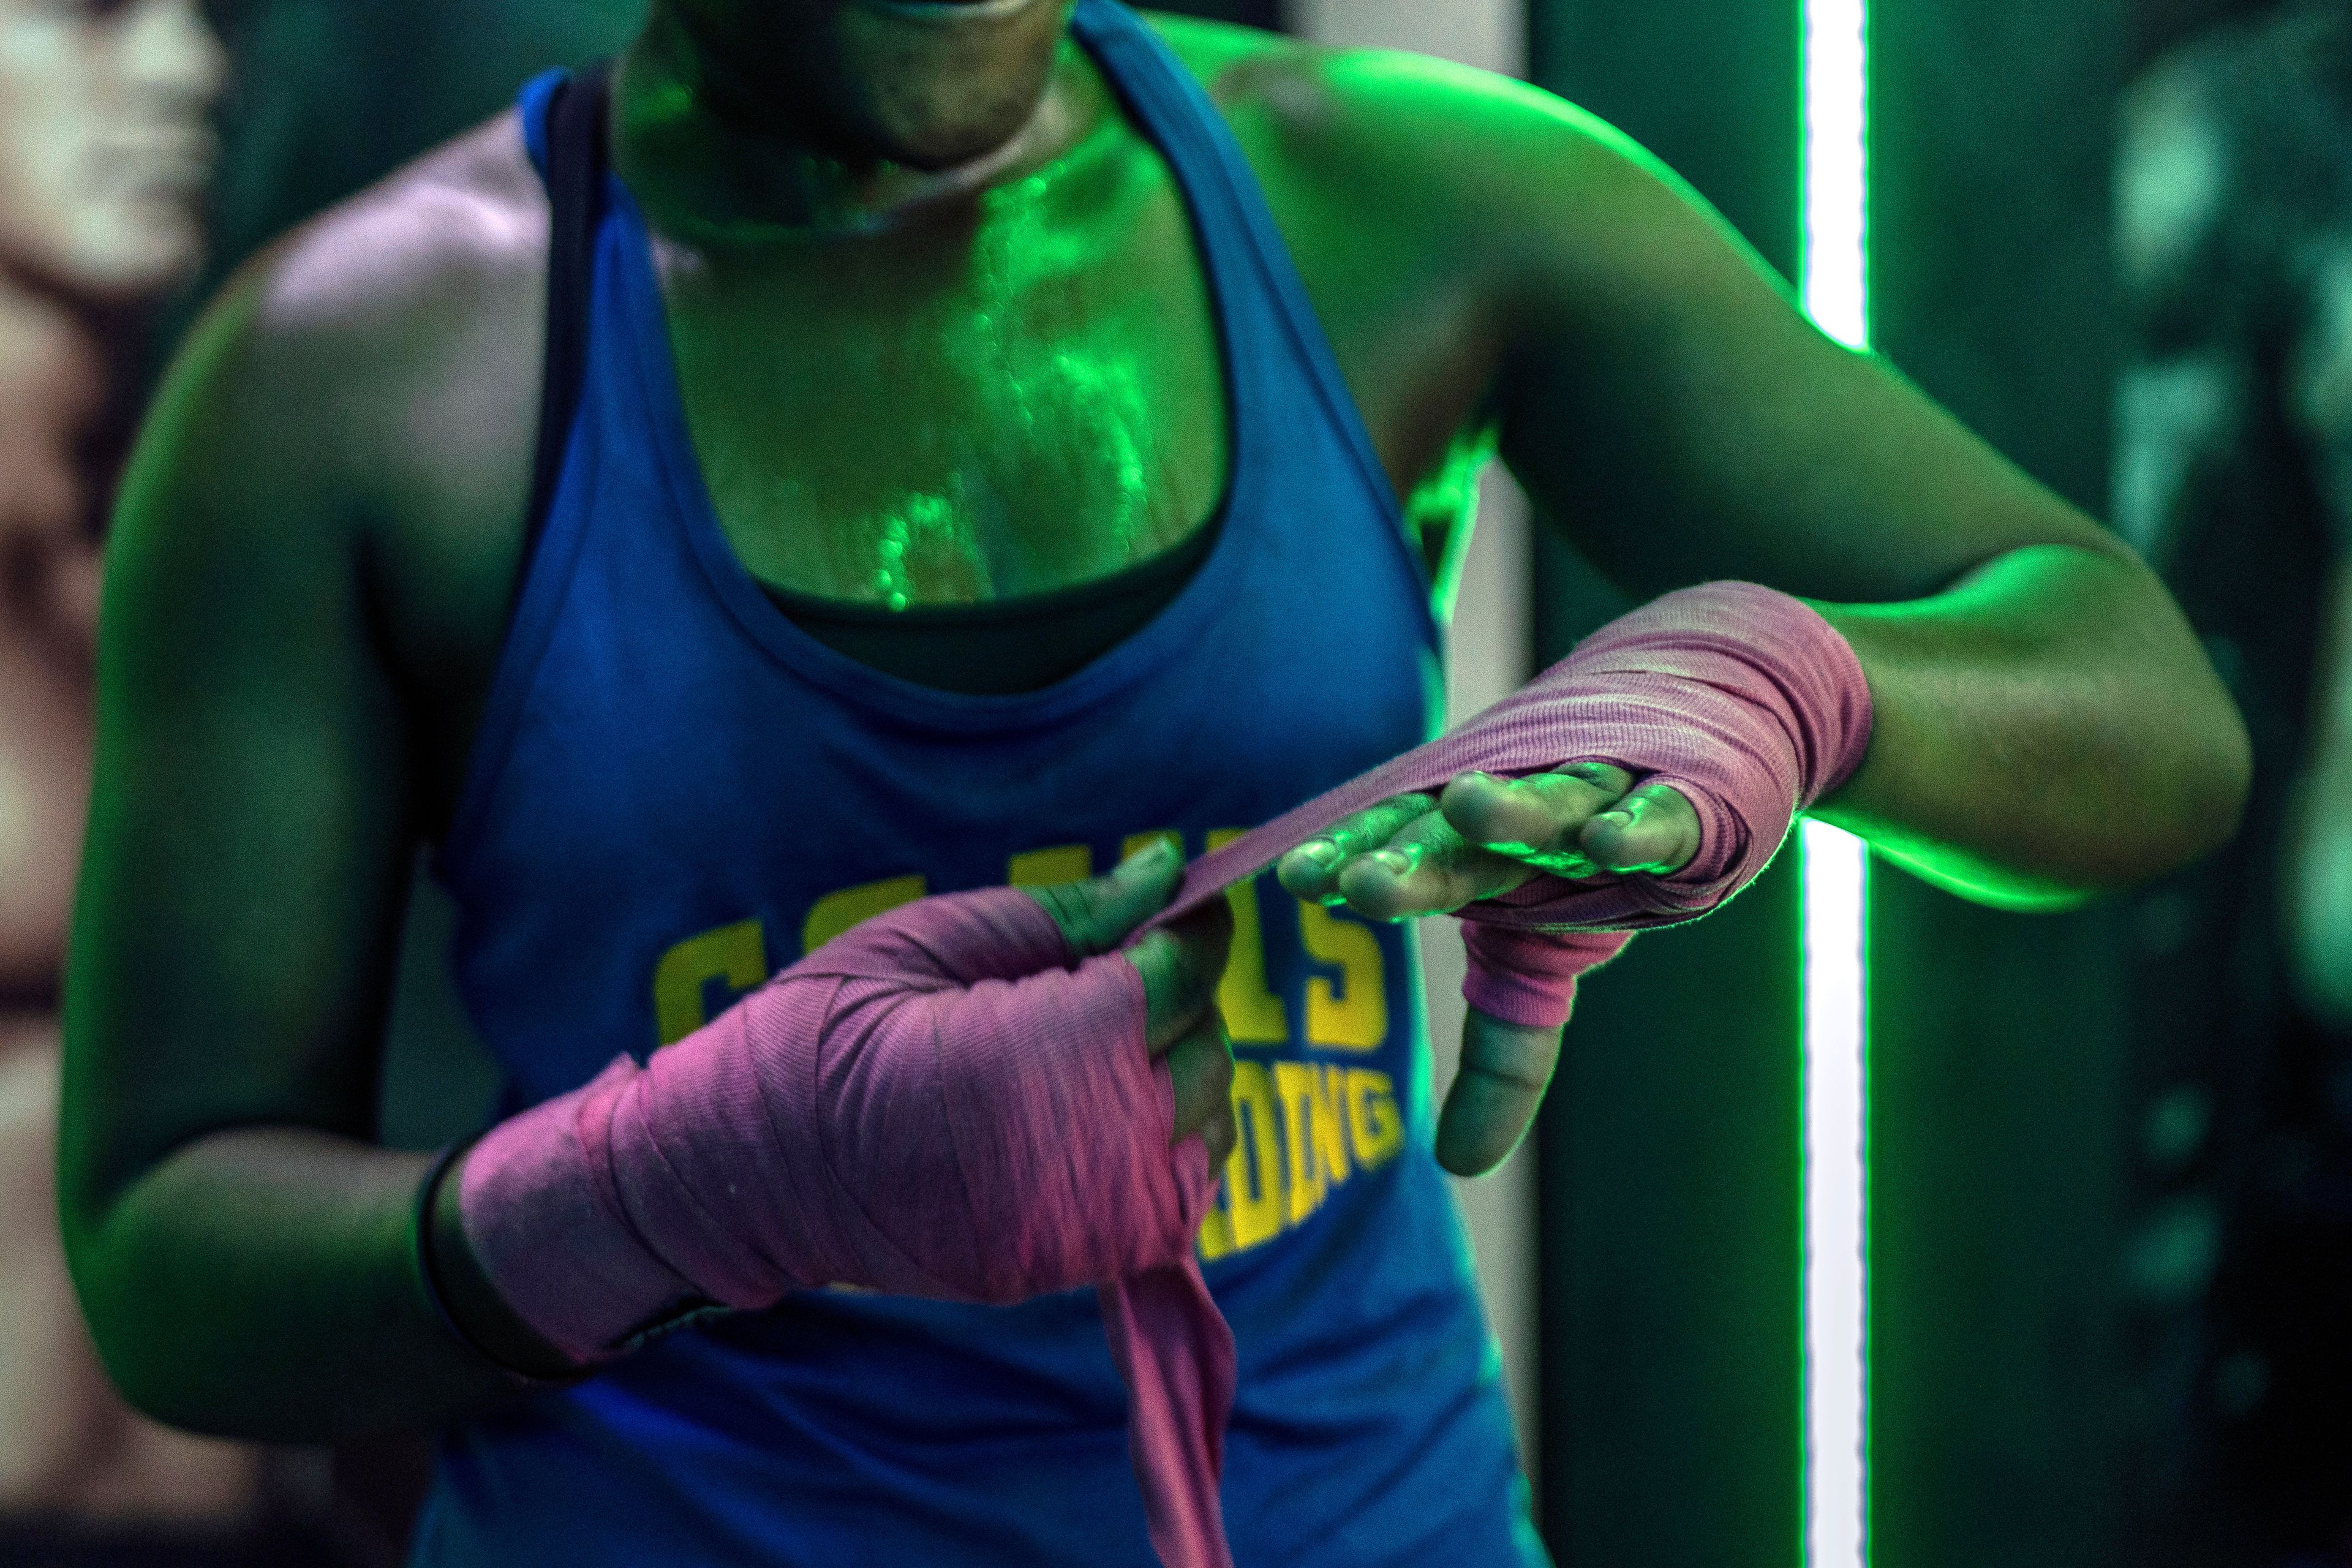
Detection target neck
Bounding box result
[614,3,1091,242]
[0,277,105,665]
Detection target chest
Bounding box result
[393,105,1502,835]
[656,141,1228,608]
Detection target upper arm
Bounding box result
[58,117,545,1266]
[59,250,425,1259]
[1227,47,2124,603]
[1469,88,2119,601]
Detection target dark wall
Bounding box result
[1865,2,2134,1564]
[2134,0,2286,65]
[1526,4,1802,279]
[1172,0,1282,28]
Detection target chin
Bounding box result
[863,83,1061,171]
[801,0,1074,168]
[51,208,205,305]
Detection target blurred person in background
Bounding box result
[0,0,267,1545]
[10,9,671,1561]
[2119,4,2352,1561]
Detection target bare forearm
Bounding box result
[67,1128,526,1442]
[1811,542,2250,909]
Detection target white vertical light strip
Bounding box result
[1801,822,1869,1567]
[1803,0,1871,349]
[1800,0,1871,1565]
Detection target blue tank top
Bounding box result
[415,7,1539,1564]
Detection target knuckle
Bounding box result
[1205,1108,1238,1165]
[1382,796,1440,838]
[1332,794,1435,855]
[1441,864,1493,908]
[1653,783,1700,821]
[1128,937,1171,1010]
[1173,958,1218,1016]
[1036,880,1101,949]
[1559,761,1631,792]
[1207,1044,1234,1095]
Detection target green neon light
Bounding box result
[1800,821,1868,1566]
[1800,0,1870,1564]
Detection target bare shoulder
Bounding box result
[1142,13,1690,309]
[104,110,555,824]
[250,110,546,353]
[1163,17,1637,181]
[135,110,548,537]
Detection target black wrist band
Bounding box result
[411,1140,590,1392]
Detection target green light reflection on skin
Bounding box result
[834,109,1167,608]
[651,35,1219,613]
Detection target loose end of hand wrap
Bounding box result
[1102,1262,1237,1568]
[1458,926,1634,1031]
[1147,582,1872,1030]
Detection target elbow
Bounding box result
[73,1273,249,1441]
[58,1165,152,1423]
[53,1089,245,1436]
[2086,650,2253,888]
[2288,917,2352,1037]
[2150,693,2253,875]
[82,1317,184,1433]
[2158,581,2258,872]
[60,1199,227,1439]
[62,1226,179,1433]
[1996,684,2251,905]
[2075,550,2254,883]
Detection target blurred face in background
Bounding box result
[0,0,223,302]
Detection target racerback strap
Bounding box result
[524,62,614,569]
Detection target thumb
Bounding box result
[1025,836,1184,957]
[1579,782,1703,876]
[1125,897,1234,1053]
[1435,1007,1564,1177]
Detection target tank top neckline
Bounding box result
[604,1,1317,734]
[764,508,1228,696]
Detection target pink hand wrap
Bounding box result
[1152,582,1874,1027]
[458,581,1868,1568]
[461,889,1234,1568]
